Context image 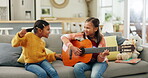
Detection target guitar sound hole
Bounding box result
[80,47,85,56]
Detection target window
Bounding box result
[145,0,148,44]
[100,0,113,22]
[129,0,143,38]
[100,0,124,33]
[129,0,148,45]
[100,0,148,45]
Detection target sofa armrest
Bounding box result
[140,46,148,62]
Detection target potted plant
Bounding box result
[105,13,112,22]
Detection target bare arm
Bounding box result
[61,33,84,56]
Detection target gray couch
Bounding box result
[0,34,148,78]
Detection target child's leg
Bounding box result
[40,60,59,78]
[74,62,91,78]
[25,63,47,78]
[91,62,108,78]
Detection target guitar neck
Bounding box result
[84,46,118,54]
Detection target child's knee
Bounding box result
[38,71,47,78]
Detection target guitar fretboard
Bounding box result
[84,47,118,54]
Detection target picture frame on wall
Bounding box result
[41,7,52,17]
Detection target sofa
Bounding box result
[0,33,148,78]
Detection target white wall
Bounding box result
[40,0,88,18]
[89,0,98,17]
[36,0,41,20]
[10,0,100,19]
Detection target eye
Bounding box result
[47,28,50,31]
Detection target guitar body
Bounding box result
[62,39,135,66]
[62,39,93,66]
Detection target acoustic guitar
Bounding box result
[62,39,135,66]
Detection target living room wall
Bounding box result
[40,0,99,18]
[41,0,88,17]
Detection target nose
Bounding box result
[48,30,51,34]
[83,28,87,32]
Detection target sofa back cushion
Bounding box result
[0,33,125,55]
[0,35,14,43]
[43,34,63,54]
[103,32,126,45]
[0,34,63,54]
[104,36,120,60]
[0,43,23,66]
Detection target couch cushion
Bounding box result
[0,35,14,43]
[0,66,37,78]
[104,36,120,60]
[0,43,23,67]
[52,60,75,78]
[103,32,126,45]
[43,34,63,54]
[103,61,148,77]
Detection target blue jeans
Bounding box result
[25,59,59,78]
[74,62,108,78]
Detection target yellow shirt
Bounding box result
[11,32,56,63]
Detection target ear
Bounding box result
[94,27,98,31]
[38,28,43,33]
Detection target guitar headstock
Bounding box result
[119,44,135,52]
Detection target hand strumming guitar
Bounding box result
[70,45,82,56]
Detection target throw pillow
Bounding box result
[116,36,126,46]
[17,48,54,63]
[0,43,24,67]
[103,32,126,45]
[104,36,120,61]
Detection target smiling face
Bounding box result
[40,25,50,38]
[84,22,98,37]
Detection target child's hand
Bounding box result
[70,46,82,56]
[55,54,62,60]
[100,49,110,57]
[18,29,27,38]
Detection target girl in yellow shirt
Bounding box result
[11,20,60,78]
